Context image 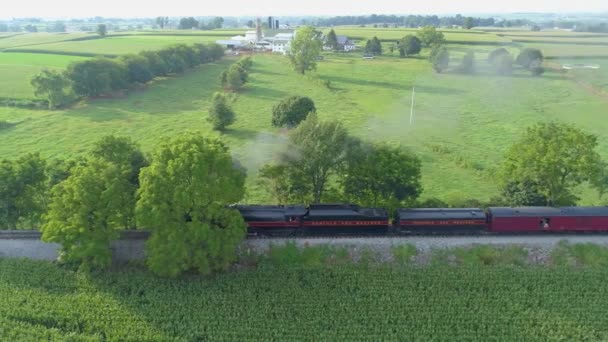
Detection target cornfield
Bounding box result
[2,256,607,340]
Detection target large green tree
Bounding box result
[325,29,338,51]
[96,24,107,37]
[464,17,475,29]
[136,133,247,277]
[271,95,316,128]
[371,36,382,55]
[178,17,199,30]
[398,35,421,57]
[341,143,422,212]
[30,69,75,109]
[501,178,550,206]
[41,159,133,268]
[500,122,603,205]
[257,164,291,205]
[91,135,147,229]
[0,153,47,229]
[417,26,445,47]
[277,113,352,203]
[288,26,322,74]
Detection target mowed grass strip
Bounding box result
[0,53,88,99]
[1,258,608,340]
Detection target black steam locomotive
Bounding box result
[234,204,608,236]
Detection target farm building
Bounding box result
[271,40,291,54]
[324,35,356,51]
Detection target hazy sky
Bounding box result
[4,0,608,19]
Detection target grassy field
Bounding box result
[5,34,233,56]
[508,36,608,44]
[1,53,607,203]
[327,27,512,44]
[1,28,607,203]
[495,30,608,37]
[1,256,608,340]
[549,58,608,93]
[0,32,92,49]
[0,53,88,99]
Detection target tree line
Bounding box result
[176,17,224,30]
[208,56,254,131]
[30,43,225,109]
[315,14,497,28]
[1,122,606,276]
[0,134,246,277]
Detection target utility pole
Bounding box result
[409,87,415,126]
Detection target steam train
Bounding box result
[234,204,608,236]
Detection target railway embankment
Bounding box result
[2,230,608,264]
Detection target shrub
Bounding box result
[271,95,316,128]
[459,51,475,74]
[119,54,153,84]
[551,241,608,267]
[66,57,127,97]
[452,245,528,266]
[222,63,248,91]
[157,48,188,74]
[0,120,14,130]
[236,56,253,70]
[398,35,421,57]
[487,48,510,64]
[516,48,543,69]
[139,50,169,77]
[494,53,513,75]
[30,69,76,109]
[207,92,235,131]
[392,244,418,265]
[429,45,449,73]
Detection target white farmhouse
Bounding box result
[271,40,291,54]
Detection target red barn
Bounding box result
[488,207,608,232]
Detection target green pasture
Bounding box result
[1,53,607,203]
[0,53,88,99]
[2,258,608,340]
[133,29,247,36]
[508,36,608,44]
[521,42,608,58]
[552,58,608,93]
[0,32,91,50]
[495,30,608,37]
[327,27,512,44]
[5,34,233,56]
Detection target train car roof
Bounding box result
[233,205,307,216]
[398,208,485,220]
[488,207,608,217]
[308,204,387,217]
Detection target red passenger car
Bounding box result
[488,207,608,232]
